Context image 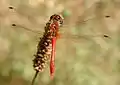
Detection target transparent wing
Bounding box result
[7,0,111,40]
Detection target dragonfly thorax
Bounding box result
[49,14,64,27]
[44,15,63,38]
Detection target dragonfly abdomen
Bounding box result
[33,33,53,72]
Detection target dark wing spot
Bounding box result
[105,16,111,18]
[12,24,16,26]
[8,6,14,9]
[103,34,110,38]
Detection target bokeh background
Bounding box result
[0,0,120,85]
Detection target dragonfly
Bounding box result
[6,1,112,85]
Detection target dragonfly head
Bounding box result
[50,14,64,27]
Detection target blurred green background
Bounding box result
[0,0,120,85]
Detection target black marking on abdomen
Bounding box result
[33,30,53,72]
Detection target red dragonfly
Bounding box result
[7,1,111,85]
[28,14,64,85]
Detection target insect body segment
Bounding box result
[33,36,52,72]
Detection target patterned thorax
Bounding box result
[49,14,64,27]
[33,14,63,72]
